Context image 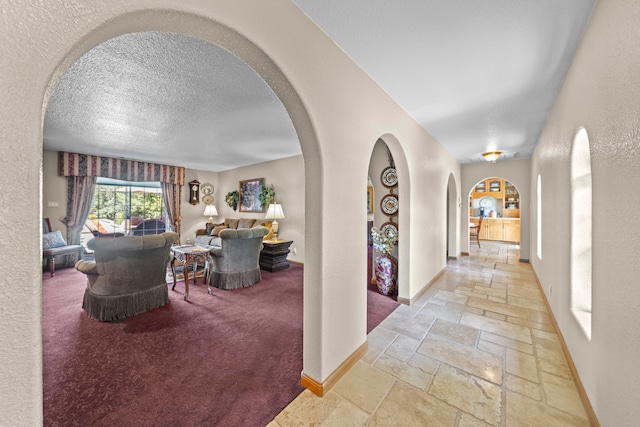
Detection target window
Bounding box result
[571,127,592,340]
[537,174,542,260]
[81,178,167,248]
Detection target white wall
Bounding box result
[531,0,640,424]
[461,158,531,261]
[1,2,459,424]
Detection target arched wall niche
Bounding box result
[377,133,410,301]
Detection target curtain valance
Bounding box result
[58,152,184,185]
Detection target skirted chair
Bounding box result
[207,227,269,291]
[75,232,179,322]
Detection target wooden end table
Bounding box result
[260,239,293,272]
[171,245,211,300]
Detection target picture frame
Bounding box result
[367,186,374,213]
[239,178,264,212]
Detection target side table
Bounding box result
[171,245,212,300]
[260,239,293,272]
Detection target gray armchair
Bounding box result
[75,232,179,322]
[207,227,269,291]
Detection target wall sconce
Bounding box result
[482,151,502,162]
[265,203,285,240]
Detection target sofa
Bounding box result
[75,232,179,322]
[207,227,269,291]
[195,217,274,249]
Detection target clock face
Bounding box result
[201,184,214,195]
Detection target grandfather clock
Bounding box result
[188,180,201,205]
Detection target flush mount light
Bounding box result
[482,151,502,162]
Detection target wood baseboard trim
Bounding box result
[461,251,470,256]
[289,260,303,267]
[301,341,368,397]
[531,267,600,427]
[397,266,446,306]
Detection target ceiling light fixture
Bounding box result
[482,151,502,162]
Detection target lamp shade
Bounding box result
[265,203,285,220]
[203,205,218,217]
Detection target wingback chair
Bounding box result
[75,232,179,322]
[207,227,269,291]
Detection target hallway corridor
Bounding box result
[270,242,591,426]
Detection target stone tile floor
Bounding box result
[270,242,591,426]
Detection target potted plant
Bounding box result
[370,227,398,295]
[225,190,239,211]
[259,184,275,210]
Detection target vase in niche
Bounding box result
[375,253,397,296]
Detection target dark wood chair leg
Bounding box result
[48,256,56,277]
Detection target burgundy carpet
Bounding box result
[43,261,397,426]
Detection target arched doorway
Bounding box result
[468,176,521,248]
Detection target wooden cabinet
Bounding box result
[471,218,520,243]
[472,178,504,200]
[502,219,520,243]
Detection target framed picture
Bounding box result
[239,178,264,212]
[367,186,374,213]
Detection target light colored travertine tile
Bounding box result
[468,296,529,319]
[455,289,487,299]
[446,302,485,315]
[433,289,469,304]
[480,332,534,354]
[273,389,343,426]
[459,413,493,427]
[461,312,532,344]
[506,374,542,400]
[319,398,370,427]
[417,333,503,384]
[536,346,572,379]
[541,371,588,419]
[407,352,440,374]
[506,391,589,426]
[362,326,398,364]
[332,361,395,413]
[507,315,555,333]
[419,302,462,323]
[375,353,433,390]
[378,312,430,341]
[429,318,479,347]
[485,311,506,321]
[385,334,420,362]
[478,339,505,358]
[429,365,502,426]
[393,302,424,319]
[473,286,507,299]
[369,381,457,426]
[508,284,543,301]
[490,281,507,290]
[508,295,547,312]
[488,296,507,303]
[506,348,539,383]
[532,328,559,342]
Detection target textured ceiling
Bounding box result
[44,1,596,170]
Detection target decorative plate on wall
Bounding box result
[380,193,399,215]
[380,167,398,188]
[381,221,398,239]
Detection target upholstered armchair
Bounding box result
[208,227,269,291]
[75,232,179,322]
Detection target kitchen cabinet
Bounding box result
[471,218,520,243]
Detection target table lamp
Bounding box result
[265,203,284,240]
[203,205,218,224]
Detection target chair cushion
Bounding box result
[224,218,240,229]
[43,230,68,249]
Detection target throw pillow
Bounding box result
[238,218,256,229]
[43,230,68,249]
[253,220,272,229]
[225,218,239,229]
[210,225,228,236]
